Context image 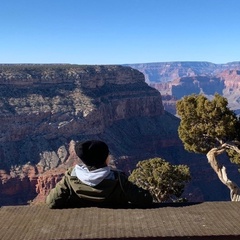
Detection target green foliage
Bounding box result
[176,94,239,155]
[129,158,191,202]
[226,147,240,165]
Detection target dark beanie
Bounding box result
[74,140,109,168]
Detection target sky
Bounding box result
[1,0,240,65]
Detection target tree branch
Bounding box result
[206,143,240,201]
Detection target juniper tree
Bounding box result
[129,158,191,202]
[176,93,240,201]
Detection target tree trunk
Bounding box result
[206,144,240,201]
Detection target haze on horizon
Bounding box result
[1,0,240,65]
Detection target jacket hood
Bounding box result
[71,164,113,187]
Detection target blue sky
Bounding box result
[1,0,239,64]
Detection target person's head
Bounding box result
[74,140,110,169]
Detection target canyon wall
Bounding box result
[126,61,240,83]
[127,62,240,115]
[0,64,237,205]
[0,64,169,205]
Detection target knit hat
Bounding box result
[74,140,109,168]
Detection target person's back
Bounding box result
[46,140,153,208]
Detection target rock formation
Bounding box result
[126,61,240,83]
[220,70,240,115]
[0,64,166,205]
[0,64,237,205]
[127,62,240,115]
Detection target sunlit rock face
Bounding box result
[126,61,240,83]
[0,64,169,205]
[127,62,240,115]
[0,65,163,142]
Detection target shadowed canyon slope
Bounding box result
[0,64,239,205]
[127,62,240,115]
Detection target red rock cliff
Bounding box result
[0,64,174,205]
[1,64,232,205]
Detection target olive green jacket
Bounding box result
[46,167,153,209]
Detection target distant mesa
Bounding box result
[126,61,240,115]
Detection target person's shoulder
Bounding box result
[110,168,128,180]
[65,167,75,177]
[110,168,125,174]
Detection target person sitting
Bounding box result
[46,140,153,208]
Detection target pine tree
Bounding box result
[176,93,240,201]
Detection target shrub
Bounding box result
[129,158,191,202]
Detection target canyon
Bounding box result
[127,61,240,115]
[0,64,239,205]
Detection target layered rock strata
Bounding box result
[126,61,240,83]
[127,62,240,115]
[0,64,237,205]
[0,64,166,204]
